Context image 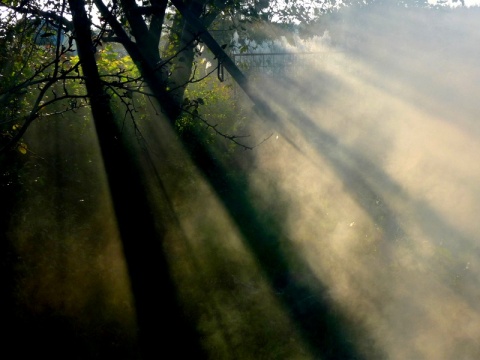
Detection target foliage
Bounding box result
[0,0,349,155]
[0,2,87,154]
[95,44,140,77]
[177,73,248,149]
[1,0,455,156]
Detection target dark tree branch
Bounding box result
[120,0,161,63]
[148,0,169,49]
[94,0,182,119]
[0,3,74,31]
[170,0,277,119]
[0,78,55,154]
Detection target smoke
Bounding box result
[238,4,480,359]
[125,5,480,358]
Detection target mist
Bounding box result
[236,4,480,359]
[3,3,480,360]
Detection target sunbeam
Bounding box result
[2,2,480,359]
[234,4,480,359]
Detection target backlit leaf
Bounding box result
[17,143,27,155]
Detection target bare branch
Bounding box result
[0,79,54,154]
[0,3,74,31]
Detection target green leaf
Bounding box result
[17,143,27,155]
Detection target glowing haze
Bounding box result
[139,4,480,358]
[6,2,480,359]
[237,4,480,358]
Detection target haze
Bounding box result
[5,3,480,359]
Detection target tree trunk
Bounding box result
[68,1,206,358]
[167,0,228,106]
[167,0,204,104]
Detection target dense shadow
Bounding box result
[98,118,209,359]
[0,153,25,357]
[0,113,209,359]
[0,127,143,359]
